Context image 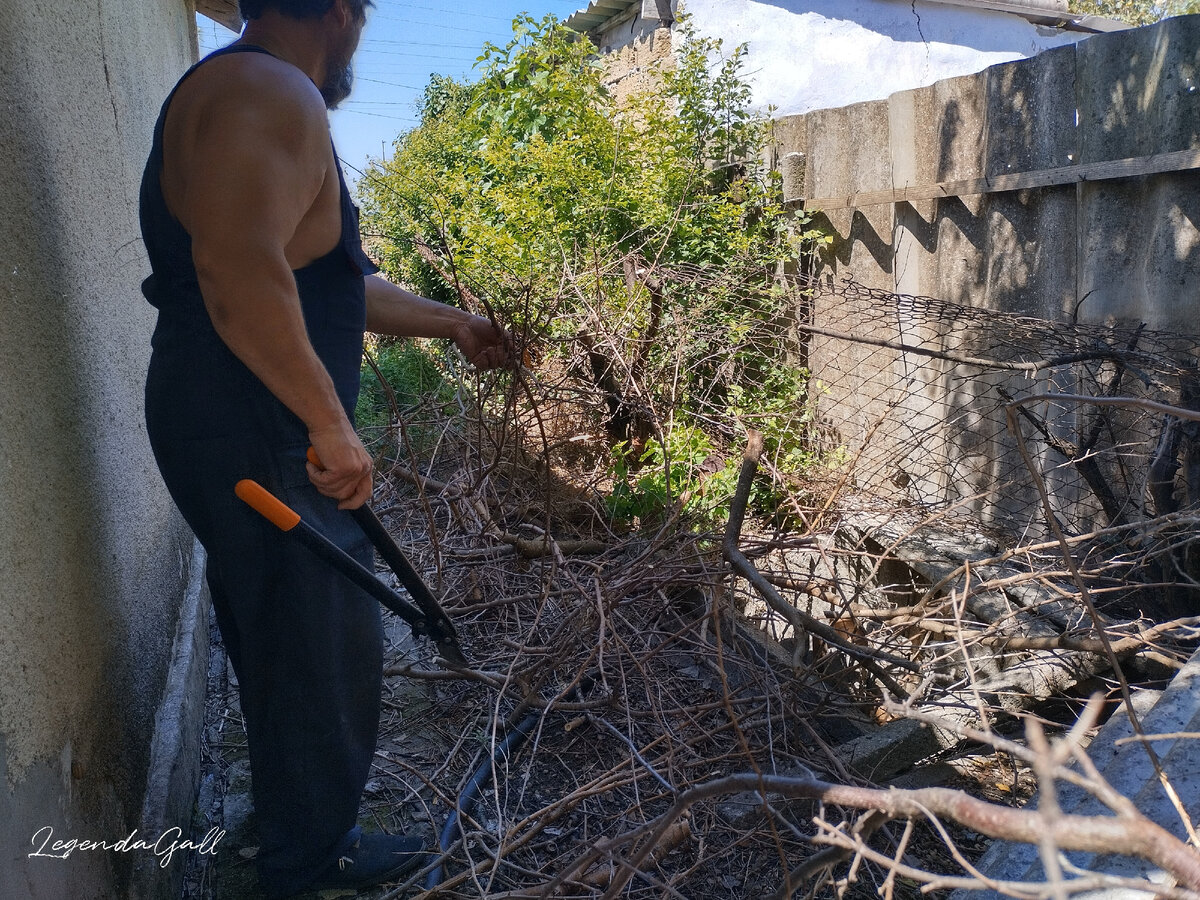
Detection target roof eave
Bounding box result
[919,0,1128,31]
[1054,14,1131,33]
[565,1,641,34]
[196,0,243,34]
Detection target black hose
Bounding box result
[424,709,541,890]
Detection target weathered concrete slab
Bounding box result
[1079,171,1200,335]
[1076,16,1200,336]
[960,647,1200,896]
[899,48,1079,317]
[1077,15,1200,164]
[779,100,909,495]
[802,98,895,288]
[890,85,938,299]
[983,43,1079,178]
[975,191,1078,320]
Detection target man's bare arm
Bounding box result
[365,275,513,369]
[168,58,372,507]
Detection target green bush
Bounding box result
[608,426,741,528]
[354,338,453,442]
[1067,0,1199,25]
[359,14,834,525]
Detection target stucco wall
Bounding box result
[587,0,1095,115]
[0,1,203,897]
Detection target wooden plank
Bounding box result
[196,0,242,33]
[805,147,1200,211]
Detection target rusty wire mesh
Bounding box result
[799,277,1200,536]
[794,277,1200,621]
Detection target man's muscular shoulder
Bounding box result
[162,48,330,217]
[170,49,326,146]
[163,47,337,259]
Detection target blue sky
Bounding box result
[197,0,588,182]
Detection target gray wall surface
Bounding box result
[780,13,1200,330]
[0,1,207,897]
[771,15,1200,531]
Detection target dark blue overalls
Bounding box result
[140,43,382,898]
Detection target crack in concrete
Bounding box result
[911,0,927,45]
[911,1,932,80]
[97,0,122,143]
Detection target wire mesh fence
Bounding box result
[797,276,1200,617]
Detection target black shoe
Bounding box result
[309,832,426,892]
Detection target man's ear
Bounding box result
[329,0,350,28]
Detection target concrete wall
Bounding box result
[781,13,1200,324]
[0,1,208,898]
[771,15,1200,528]
[584,0,1095,116]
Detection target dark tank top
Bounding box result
[139,43,377,420]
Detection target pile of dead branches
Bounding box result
[346,312,1200,899]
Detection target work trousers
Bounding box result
[145,317,382,898]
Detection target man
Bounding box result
[138,0,510,895]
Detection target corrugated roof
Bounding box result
[564,1,640,34]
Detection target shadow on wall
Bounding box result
[1075,17,1200,333]
[815,209,893,273]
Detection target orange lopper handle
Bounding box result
[234,480,301,532]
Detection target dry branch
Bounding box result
[382,458,608,557]
[587,770,1200,898]
[724,431,919,691]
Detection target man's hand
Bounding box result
[306,418,373,509]
[452,314,515,370]
[363,276,517,369]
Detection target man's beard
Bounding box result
[321,63,353,110]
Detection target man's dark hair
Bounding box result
[240,0,371,22]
